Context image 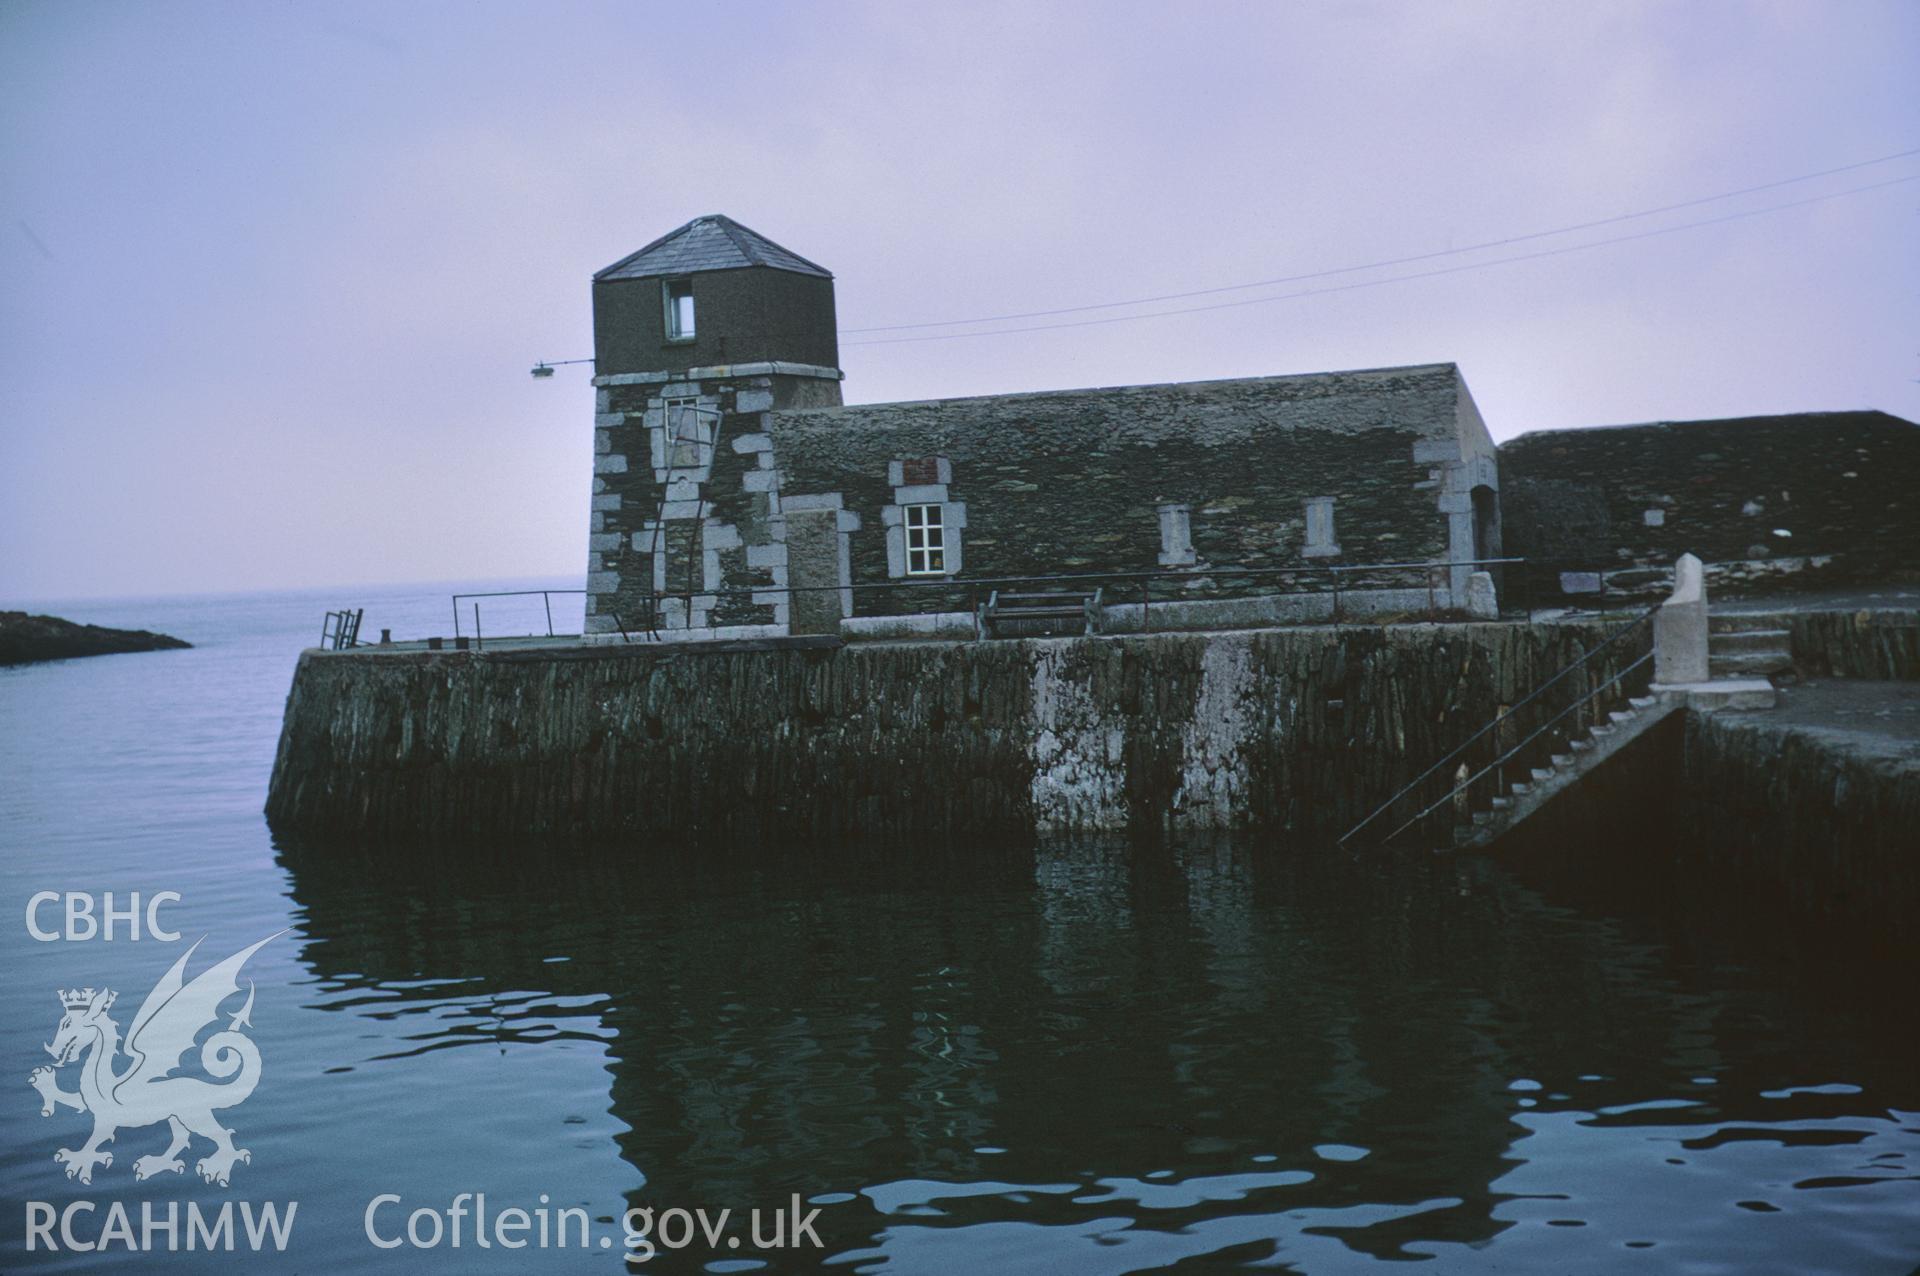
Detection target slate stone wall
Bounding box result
[1498,411,1920,599]
[584,362,1500,638]
[593,266,839,375]
[765,363,1494,620]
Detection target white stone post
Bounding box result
[1653,552,1709,686]
[1465,571,1498,620]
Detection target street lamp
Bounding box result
[529,357,595,379]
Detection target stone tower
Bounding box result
[584,215,844,637]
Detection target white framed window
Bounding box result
[903,503,946,575]
[663,279,695,341]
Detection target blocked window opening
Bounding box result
[1157,503,1196,567]
[900,457,941,486]
[904,504,946,575]
[1303,497,1340,557]
[666,399,709,468]
[663,279,695,341]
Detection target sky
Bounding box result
[3,1,1916,601]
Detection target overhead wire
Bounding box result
[840,171,1920,347]
[839,146,1920,335]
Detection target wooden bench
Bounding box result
[976,588,1104,639]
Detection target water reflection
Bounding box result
[274,835,1920,1272]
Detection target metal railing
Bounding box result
[451,589,586,641]
[617,555,1529,639]
[320,608,363,651]
[1338,601,1660,848]
[1381,648,1657,845]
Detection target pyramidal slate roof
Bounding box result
[595,215,832,282]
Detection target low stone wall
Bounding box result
[1782,609,1920,681]
[840,582,1496,642]
[266,621,1638,846]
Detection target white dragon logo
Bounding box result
[28,933,280,1187]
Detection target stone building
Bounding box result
[1499,411,1920,600]
[584,215,1502,640]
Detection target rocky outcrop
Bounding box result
[265,621,1642,846]
[0,611,190,666]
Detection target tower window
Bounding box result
[904,504,946,575]
[663,279,695,341]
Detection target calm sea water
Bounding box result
[1,583,1916,1273]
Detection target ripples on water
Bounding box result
[1,584,1916,1273]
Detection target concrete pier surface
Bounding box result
[1711,583,1920,614]
[1743,678,1920,762]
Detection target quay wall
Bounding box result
[1678,709,1919,938]
[1782,608,1920,681]
[266,622,1638,846]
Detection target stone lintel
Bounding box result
[782,493,844,512]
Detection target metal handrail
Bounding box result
[695,556,1525,598]
[631,555,1525,639]
[433,557,1521,645]
[1379,648,1657,845]
[633,556,1526,615]
[452,589,586,640]
[320,608,363,651]
[1337,601,1660,847]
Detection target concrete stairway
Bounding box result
[1709,614,1794,682]
[1452,694,1684,850]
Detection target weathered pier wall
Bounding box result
[266,622,1639,846]
[1489,609,1920,942]
[1781,607,1920,681]
[1679,708,1919,933]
